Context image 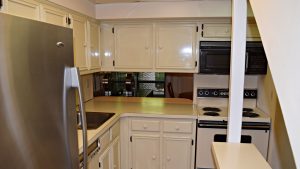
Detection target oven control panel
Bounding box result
[197,88,257,99]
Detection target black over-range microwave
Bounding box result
[199,41,268,74]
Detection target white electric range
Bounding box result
[195,88,271,169]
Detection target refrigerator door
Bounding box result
[0,13,79,169]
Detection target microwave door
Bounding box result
[200,49,231,74]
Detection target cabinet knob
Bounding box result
[167,156,171,161]
[152,155,156,160]
[143,124,148,129]
[145,46,149,50]
[113,164,117,168]
[159,46,163,50]
[175,126,180,131]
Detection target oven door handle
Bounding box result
[198,123,270,130]
[245,52,249,71]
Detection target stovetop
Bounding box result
[197,106,271,123]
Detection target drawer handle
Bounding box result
[143,124,148,129]
[152,155,157,160]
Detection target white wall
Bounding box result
[257,68,296,169]
[249,0,300,168]
[95,0,253,19]
[48,0,95,17]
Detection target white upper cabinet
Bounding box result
[100,24,115,71]
[72,14,88,71]
[155,23,198,72]
[114,24,153,70]
[5,0,40,20]
[88,20,101,70]
[40,5,68,27]
[202,23,260,38]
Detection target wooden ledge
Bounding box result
[212,142,272,169]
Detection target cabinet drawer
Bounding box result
[111,121,120,140]
[131,120,160,132]
[163,121,193,133]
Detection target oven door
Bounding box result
[196,125,270,169]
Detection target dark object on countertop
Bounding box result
[167,82,175,98]
[78,112,115,130]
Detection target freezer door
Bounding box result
[0,13,79,169]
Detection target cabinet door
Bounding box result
[99,149,110,169]
[156,24,197,71]
[72,14,88,70]
[6,0,40,20]
[100,24,114,71]
[163,136,192,169]
[131,135,160,169]
[88,150,101,169]
[115,24,153,70]
[111,138,120,169]
[40,5,67,27]
[203,24,231,38]
[203,23,260,38]
[89,21,101,70]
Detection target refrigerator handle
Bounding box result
[69,67,88,169]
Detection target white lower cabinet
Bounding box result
[163,136,192,169]
[88,148,101,169]
[99,148,110,169]
[111,138,121,169]
[131,135,160,169]
[86,121,120,169]
[122,117,196,169]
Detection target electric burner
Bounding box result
[202,107,221,112]
[203,111,220,116]
[243,108,254,112]
[243,112,259,118]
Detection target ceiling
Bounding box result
[93,0,200,4]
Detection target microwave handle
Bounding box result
[245,52,249,71]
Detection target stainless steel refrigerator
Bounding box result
[0,13,87,169]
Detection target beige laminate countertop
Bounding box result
[78,97,197,153]
[212,142,272,169]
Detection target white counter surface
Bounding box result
[78,97,197,153]
[212,142,272,169]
